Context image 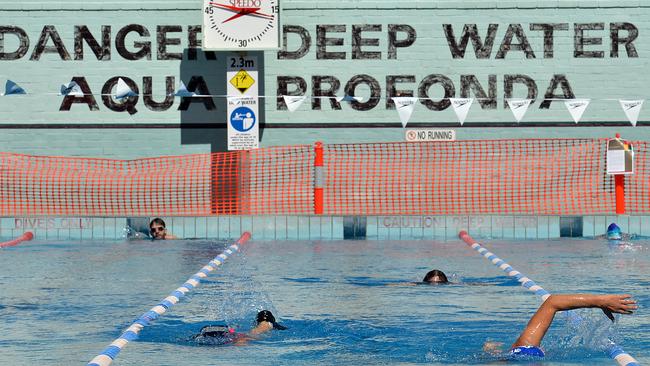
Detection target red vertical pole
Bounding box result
[615,175,625,215]
[314,142,324,214]
[613,133,625,215]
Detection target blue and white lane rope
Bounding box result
[458,231,640,366]
[87,232,251,366]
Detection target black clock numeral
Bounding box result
[271,5,279,13]
[239,39,248,48]
[204,6,213,14]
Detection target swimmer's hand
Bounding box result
[599,294,637,322]
[482,341,504,356]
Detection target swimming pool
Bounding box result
[1,237,648,365]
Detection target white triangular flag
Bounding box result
[115,78,137,100]
[336,95,364,103]
[2,80,26,95]
[507,99,533,123]
[59,81,83,96]
[283,95,307,112]
[449,98,473,125]
[392,97,418,128]
[619,99,644,127]
[174,81,197,97]
[564,99,590,124]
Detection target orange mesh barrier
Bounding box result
[322,139,616,215]
[1,138,649,216]
[626,141,650,215]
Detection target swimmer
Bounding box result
[597,222,634,242]
[194,310,287,345]
[422,269,449,284]
[483,294,637,359]
[149,218,178,240]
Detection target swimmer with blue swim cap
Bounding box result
[194,310,287,345]
[607,223,623,240]
[483,294,637,359]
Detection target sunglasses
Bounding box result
[150,226,166,233]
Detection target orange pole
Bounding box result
[615,174,625,215]
[314,141,324,214]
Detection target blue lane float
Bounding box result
[458,230,640,366]
[87,232,251,366]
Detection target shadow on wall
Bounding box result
[179,49,265,153]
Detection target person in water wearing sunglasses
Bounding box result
[149,218,177,240]
[482,293,637,359]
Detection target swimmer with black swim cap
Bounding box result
[194,310,287,345]
[422,269,449,284]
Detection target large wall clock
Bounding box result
[203,0,280,50]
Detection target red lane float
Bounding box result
[0,231,34,248]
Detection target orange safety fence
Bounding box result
[0,138,647,217]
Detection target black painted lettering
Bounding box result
[317,24,346,59]
[143,76,175,111]
[116,24,152,61]
[540,74,575,109]
[102,76,139,114]
[386,75,415,109]
[177,76,216,110]
[352,24,381,59]
[277,25,311,60]
[30,26,71,61]
[312,76,342,110]
[610,23,638,58]
[59,77,99,111]
[387,24,416,59]
[276,76,307,110]
[74,25,111,61]
[443,24,498,59]
[504,74,537,108]
[0,26,29,60]
[344,74,380,111]
[157,25,182,60]
[418,74,454,111]
[495,24,536,59]
[574,23,604,58]
[461,75,496,109]
[529,23,568,58]
[187,26,217,60]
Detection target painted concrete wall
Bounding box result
[0,0,649,157]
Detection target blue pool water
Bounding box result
[0,237,648,365]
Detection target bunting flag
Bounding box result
[506,99,533,123]
[2,80,26,95]
[59,81,83,96]
[115,78,138,100]
[336,95,364,103]
[564,99,590,124]
[449,98,473,125]
[283,95,308,112]
[392,97,418,128]
[619,99,644,127]
[173,81,198,97]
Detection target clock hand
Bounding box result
[209,2,274,21]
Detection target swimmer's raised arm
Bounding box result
[512,294,637,349]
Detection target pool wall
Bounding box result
[2,215,649,240]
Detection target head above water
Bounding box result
[256,310,287,330]
[607,223,622,240]
[422,269,449,284]
[149,217,168,239]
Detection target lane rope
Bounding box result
[0,231,34,248]
[87,232,251,366]
[458,230,639,366]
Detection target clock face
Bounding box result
[203,0,280,50]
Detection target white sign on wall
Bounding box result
[227,54,259,150]
[405,129,456,142]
